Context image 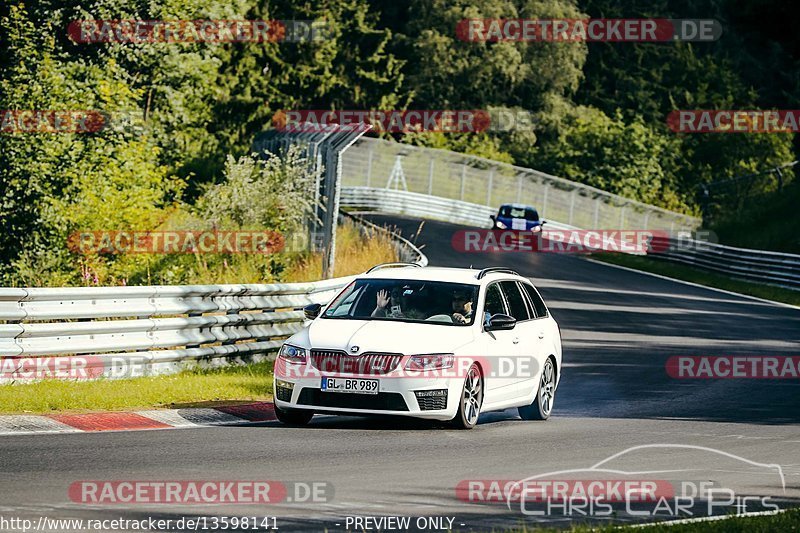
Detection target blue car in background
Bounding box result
[490,203,545,231]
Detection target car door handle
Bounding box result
[512,337,520,344]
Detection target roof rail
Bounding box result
[476,267,520,279]
[366,262,423,274]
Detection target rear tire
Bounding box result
[274,405,314,426]
[519,357,556,421]
[451,363,483,429]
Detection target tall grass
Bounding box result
[282,221,400,282]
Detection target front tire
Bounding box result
[519,357,556,421]
[274,405,314,426]
[451,363,483,429]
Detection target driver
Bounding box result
[451,289,474,324]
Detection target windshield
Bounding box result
[499,206,539,221]
[322,278,479,326]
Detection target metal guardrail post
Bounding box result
[320,126,370,278]
[253,125,370,279]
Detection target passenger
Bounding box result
[372,286,424,320]
[372,287,405,318]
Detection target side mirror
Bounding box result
[489,214,496,221]
[541,220,547,226]
[304,303,322,320]
[485,313,516,331]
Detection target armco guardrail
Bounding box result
[342,138,701,232]
[0,224,426,382]
[341,187,574,230]
[0,279,349,381]
[651,237,800,290]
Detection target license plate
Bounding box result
[321,377,379,394]
[511,218,527,230]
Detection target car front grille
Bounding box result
[297,388,409,411]
[309,349,403,375]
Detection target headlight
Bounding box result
[279,344,307,364]
[495,220,507,229]
[405,354,454,371]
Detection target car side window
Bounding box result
[521,282,548,318]
[483,283,507,322]
[500,281,531,321]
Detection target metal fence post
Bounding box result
[486,168,494,206]
[321,127,370,278]
[542,184,549,218]
[568,189,576,226]
[428,158,434,196]
[593,199,600,229]
[366,148,373,187]
[460,165,466,201]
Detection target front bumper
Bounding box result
[274,367,462,421]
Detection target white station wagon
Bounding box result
[273,264,562,429]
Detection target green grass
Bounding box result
[592,253,800,306]
[712,179,800,254]
[0,361,274,415]
[505,507,800,532]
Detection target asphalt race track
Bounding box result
[1,214,799,531]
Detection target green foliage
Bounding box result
[2,0,799,287]
[198,146,317,232]
[712,176,800,253]
[402,131,515,163]
[533,107,690,211]
[0,4,183,286]
[573,0,798,218]
[398,0,587,109]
